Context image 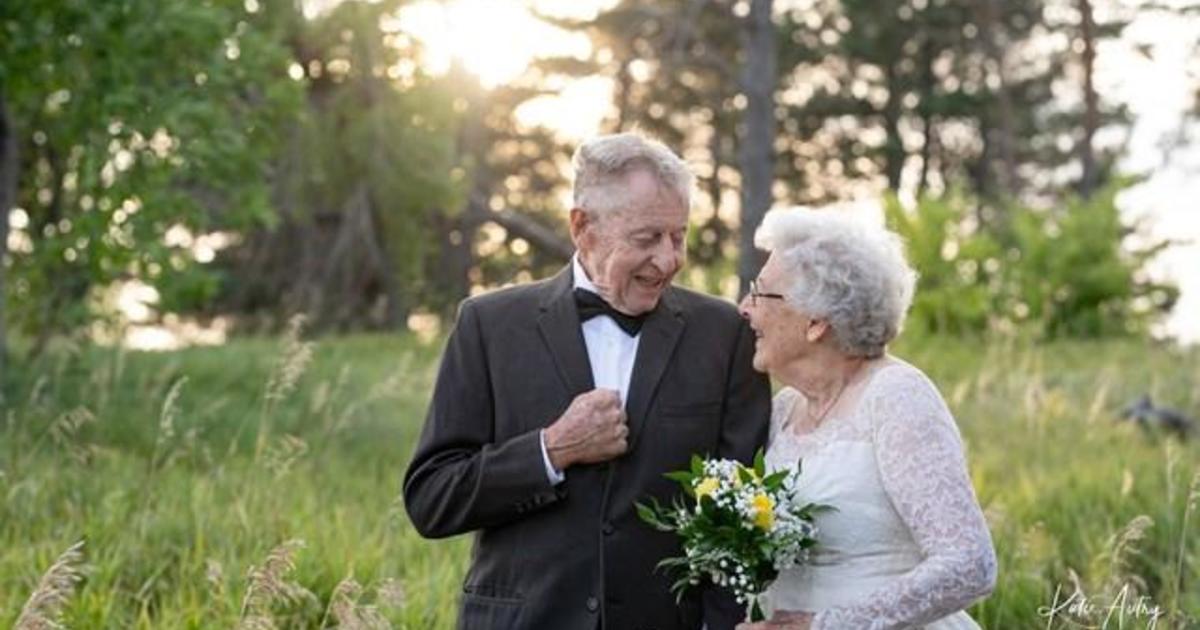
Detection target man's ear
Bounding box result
[568,208,589,248]
[805,319,830,344]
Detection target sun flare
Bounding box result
[393,0,615,141]
[397,0,592,89]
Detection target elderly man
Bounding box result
[404,132,771,630]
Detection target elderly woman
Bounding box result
[735,209,997,630]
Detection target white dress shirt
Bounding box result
[539,255,642,484]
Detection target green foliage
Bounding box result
[279,0,460,300]
[1,333,456,628]
[4,335,1198,627]
[0,0,302,337]
[1002,182,1178,338]
[886,182,1178,340]
[885,190,1002,335]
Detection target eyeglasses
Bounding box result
[748,279,785,307]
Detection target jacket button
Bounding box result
[602,522,615,535]
[586,596,599,612]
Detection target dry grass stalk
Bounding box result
[1173,470,1200,609]
[14,540,87,630]
[310,364,351,416]
[374,578,406,610]
[265,315,315,405]
[158,377,187,445]
[49,407,94,446]
[152,377,188,469]
[325,362,412,439]
[27,375,49,408]
[1098,514,1154,596]
[49,407,96,464]
[205,558,226,600]
[237,539,316,630]
[322,576,391,630]
[263,434,309,478]
[256,315,315,460]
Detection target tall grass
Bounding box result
[0,332,1197,628]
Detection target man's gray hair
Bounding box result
[572,132,694,216]
[755,208,917,358]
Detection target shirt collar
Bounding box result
[572,253,599,294]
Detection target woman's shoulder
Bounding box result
[863,356,940,396]
[860,357,954,425]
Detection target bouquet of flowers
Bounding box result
[637,451,829,622]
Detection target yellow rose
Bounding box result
[752,493,775,530]
[695,477,720,498]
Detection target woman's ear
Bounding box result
[805,319,829,343]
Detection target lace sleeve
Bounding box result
[813,368,997,630]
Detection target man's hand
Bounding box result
[544,389,628,471]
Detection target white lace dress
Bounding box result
[763,360,997,630]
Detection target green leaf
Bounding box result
[762,470,789,490]
[635,501,657,524]
[737,466,755,486]
[664,470,695,485]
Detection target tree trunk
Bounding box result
[737,0,776,298]
[0,91,16,402]
[30,145,71,359]
[612,56,633,132]
[1078,0,1100,198]
[358,189,407,329]
[450,83,492,306]
[977,0,1017,198]
[360,34,407,329]
[917,38,936,197]
[882,60,905,192]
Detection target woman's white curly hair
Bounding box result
[755,208,917,358]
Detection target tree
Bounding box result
[214,1,578,327]
[738,0,777,295]
[0,0,301,351]
[548,0,791,294]
[212,0,460,330]
[0,90,15,393]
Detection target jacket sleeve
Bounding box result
[403,299,564,539]
[703,317,774,629]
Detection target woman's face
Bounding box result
[737,253,819,375]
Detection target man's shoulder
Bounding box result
[459,276,557,317]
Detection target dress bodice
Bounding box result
[763,361,996,630]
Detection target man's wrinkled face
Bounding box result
[571,169,688,316]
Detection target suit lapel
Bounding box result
[537,266,595,397]
[625,289,685,451]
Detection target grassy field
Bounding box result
[1,327,1198,628]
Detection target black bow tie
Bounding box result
[574,288,647,336]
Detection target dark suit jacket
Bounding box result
[403,266,771,630]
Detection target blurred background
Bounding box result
[2,1,1199,628]
[2,0,1198,356]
